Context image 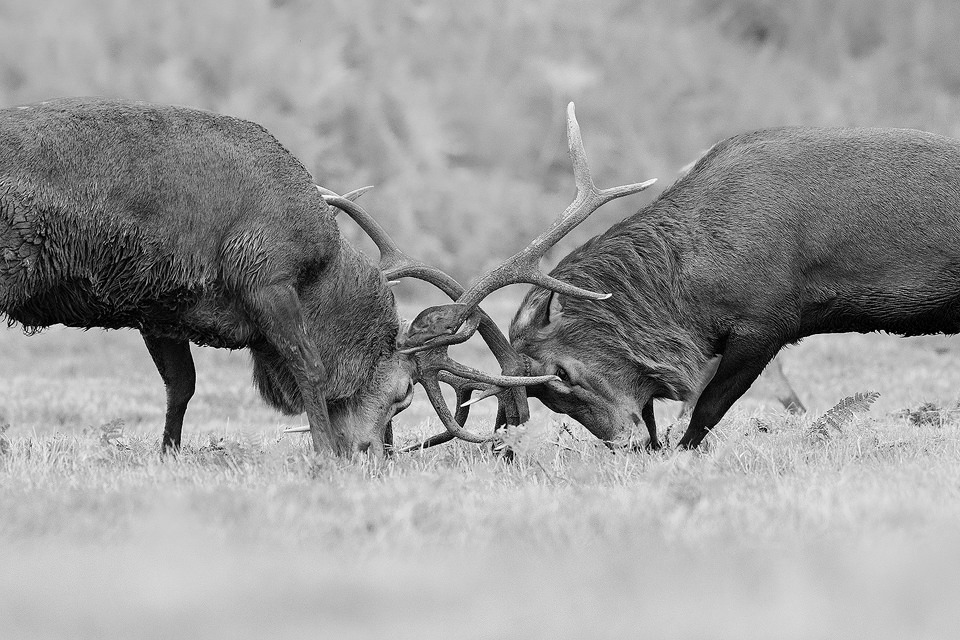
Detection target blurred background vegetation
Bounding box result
[2,0,959,288]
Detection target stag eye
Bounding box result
[555,365,571,383]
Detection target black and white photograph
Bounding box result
[3,1,960,638]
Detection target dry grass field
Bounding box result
[4,0,960,638]
[4,300,960,639]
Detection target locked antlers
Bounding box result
[317,186,557,446]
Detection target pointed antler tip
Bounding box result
[566,103,581,131]
[283,425,311,434]
[315,185,375,202]
[344,185,375,201]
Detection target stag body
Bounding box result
[0,97,404,454]
[510,126,960,448]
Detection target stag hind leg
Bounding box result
[246,283,340,455]
[767,358,805,413]
[142,334,196,452]
[677,338,778,449]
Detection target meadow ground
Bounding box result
[4,299,960,639]
[3,1,960,637]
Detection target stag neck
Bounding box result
[313,241,401,400]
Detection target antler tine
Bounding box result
[562,104,659,202]
[459,384,503,408]
[317,184,375,202]
[398,430,455,453]
[567,101,596,194]
[419,103,657,338]
[427,352,559,389]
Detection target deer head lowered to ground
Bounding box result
[410,103,960,450]
[0,97,549,456]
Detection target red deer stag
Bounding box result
[410,103,960,449]
[0,97,548,456]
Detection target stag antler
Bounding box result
[318,188,453,284]
[405,102,657,350]
[405,336,557,445]
[317,186,556,446]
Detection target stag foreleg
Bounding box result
[142,334,196,452]
[677,340,777,449]
[248,284,339,455]
[641,401,660,450]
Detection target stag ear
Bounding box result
[511,288,559,340]
[547,291,564,325]
[396,318,412,347]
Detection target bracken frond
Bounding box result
[98,418,126,449]
[810,391,880,439]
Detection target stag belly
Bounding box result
[5,278,198,329]
[799,261,960,337]
[0,189,261,347]
[4,278,257,348]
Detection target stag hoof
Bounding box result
[159,443,181,458]
[626,437,662,453]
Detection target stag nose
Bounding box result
[355,439,385,457]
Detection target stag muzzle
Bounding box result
[283,373,416,456]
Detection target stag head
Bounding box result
[508,283,699,449]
